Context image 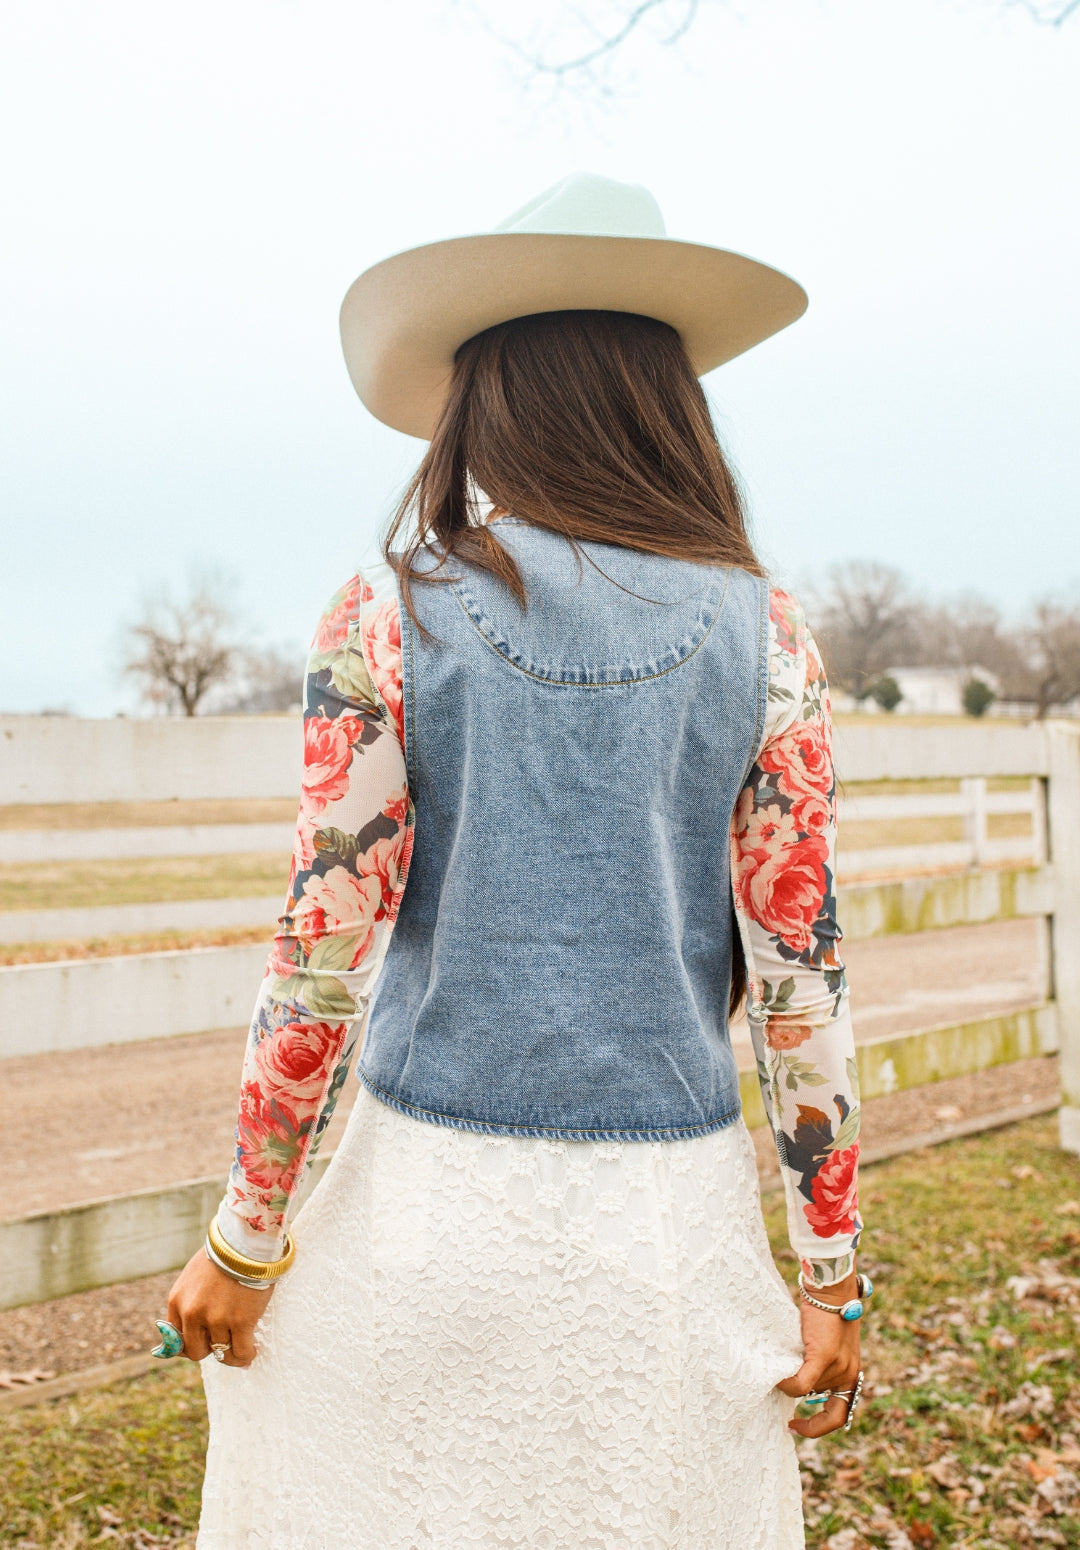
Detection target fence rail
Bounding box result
[0,823,294,865]
[837,774,1044,879]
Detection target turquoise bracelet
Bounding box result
[798,1271,874,1322]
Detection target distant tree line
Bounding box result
[121,564,1080,721]
[807,561,1080,719]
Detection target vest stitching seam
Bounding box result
[736,573,770,792]
[359,1068,741,1138]
[448,567,732,688]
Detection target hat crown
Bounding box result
[493,172,667,241]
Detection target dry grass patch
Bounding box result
[0,853,291,914]
[0,926,271,967]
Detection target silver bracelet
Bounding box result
[203,1235,277,1290]
[798,1271,874,1322]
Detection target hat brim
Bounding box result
[339,232,808,441]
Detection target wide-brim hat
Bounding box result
[340,172,808,440]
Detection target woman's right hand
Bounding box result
[165,1250,275,1368]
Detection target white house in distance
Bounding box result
[836,665,1000,716]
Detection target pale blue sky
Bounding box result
[2,0,1078,714]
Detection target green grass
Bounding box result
[0,853,291,913]
[2,1364,205,1548]
[3,1115,1079,1548]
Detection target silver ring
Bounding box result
[794,1377,863,1421]
[844,1370,865,1431]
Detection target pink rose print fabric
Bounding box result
[219,573,860,1287]
[220,566,415,1259]
[733,587,861,1286]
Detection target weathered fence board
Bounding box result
[0,715,300,805]
[0,868,1060,1059]
[839,866,1053,941]
[0,895,282,945]
[833,722,1049,782]
[0,1158,331,1311]
[1047,725,1080,1152]
[0,823,294,864]
[737,1004,1059,1129]
[0,944,268,1058]
[1,716,1052,808]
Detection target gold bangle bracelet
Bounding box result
[206,1217,297,1282]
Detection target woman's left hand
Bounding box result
[776,1272,863,1438]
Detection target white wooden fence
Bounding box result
[837,777,1045,879]
[0,715,1078,1308]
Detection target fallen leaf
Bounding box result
[908,1522,936,1548]
[1026,1458,1057,1483]
[1012,1164,1037,1180]
[1002,1381,1056,1418]
[1055,1200,1080,1217]
[928,1456,963,1489]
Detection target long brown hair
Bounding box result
[382,307,760,1016]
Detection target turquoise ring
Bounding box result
[794,1391,831,1419]
[150,1319,184,1359]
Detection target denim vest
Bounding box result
[359,521,770,1140]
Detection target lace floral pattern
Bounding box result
[199,1087,805,1550]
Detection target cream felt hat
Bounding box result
[339,172,808,440]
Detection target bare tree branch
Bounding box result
[1009,596,1080,718]
[807,561,918,700]
[475,0,700,85]
[1006,0,1080,24]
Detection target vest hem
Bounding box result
[358,1069,743,1143]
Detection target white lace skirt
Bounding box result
[198,1086,805,1549]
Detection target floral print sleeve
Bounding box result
[732,588,862,1288]
[216,566,412,1261]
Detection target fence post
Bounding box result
[961,777,988,868]
[1046,723,1080,1153]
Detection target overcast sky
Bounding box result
[2,0,1078,714]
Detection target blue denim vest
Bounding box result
[359,521,770,1140]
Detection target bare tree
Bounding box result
[807,561,917,700]
[916,595,1025,682]
[219,646,306,715]
[1009,597,1080,719]
[123,580,239,716]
